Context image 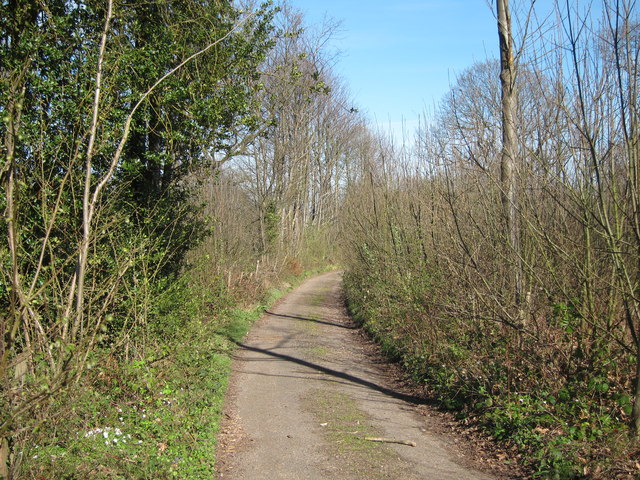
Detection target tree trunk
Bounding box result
[632,337,640,435]
[0,436,8,480]
[496,0,523,313]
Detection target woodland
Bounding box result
[1,0,640,479]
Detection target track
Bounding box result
[216,271,500,480]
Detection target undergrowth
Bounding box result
[343,270,640,480]
[12,265,328,479]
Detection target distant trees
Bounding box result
[193,5,366,288]
[242,7,357,257]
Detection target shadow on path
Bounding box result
[264,310,357,330]
[235,340,434,406]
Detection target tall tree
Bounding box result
[496,0,523,314]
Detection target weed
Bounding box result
[342,267,637,479]
[308,346,330,358]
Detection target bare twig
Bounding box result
[364,437,416,447]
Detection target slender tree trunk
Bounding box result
[497,0,522,312]
[2,48,30,480]
[0,436,8,480]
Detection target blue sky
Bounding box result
[288,0,557,141]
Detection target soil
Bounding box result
[216,271,528,479]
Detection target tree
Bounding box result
[497,0,523,316]
[230,5,358,261]
[0,1,276,476]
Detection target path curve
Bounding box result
[216,271,501,479]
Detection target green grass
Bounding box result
[310,292,327,307]
[19,319,234,479]
[12,267,342,479]
[297,313,321,335]
[308,345,330,358]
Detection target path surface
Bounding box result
[216,271,501,480]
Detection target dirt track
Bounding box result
[216,271,505,479]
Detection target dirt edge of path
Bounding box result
[346,322,532,479]
[325,274,532,479]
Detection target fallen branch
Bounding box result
[364,437,416,447]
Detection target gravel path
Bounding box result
[216,271,501,480]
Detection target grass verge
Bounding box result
[12,268,332,479]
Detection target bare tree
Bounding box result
[497,0,524,315]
